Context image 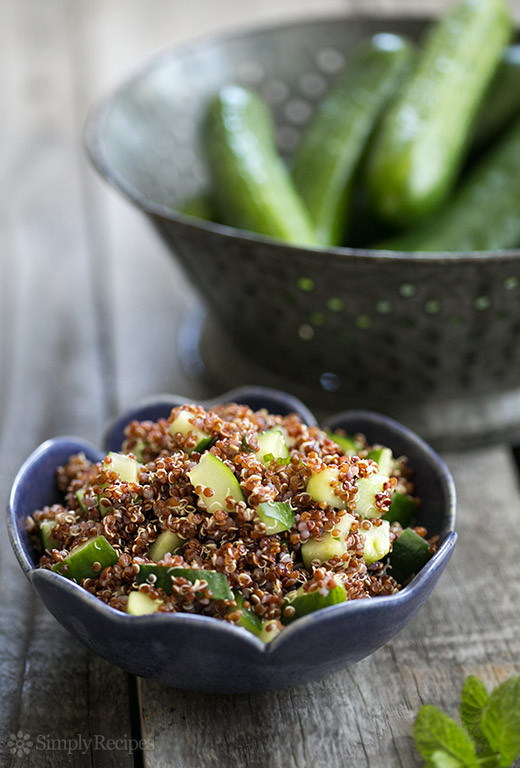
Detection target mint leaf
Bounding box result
[415,705,480,766]
[481,677,520,767]
[460,676,491,751]
[425,749,474,767]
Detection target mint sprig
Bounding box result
[414,706,479,766]
[414,675,520,768]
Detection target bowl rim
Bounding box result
[7,387,457,655]
[85,11,520,265]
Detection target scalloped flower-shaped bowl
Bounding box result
[8,386,456,693]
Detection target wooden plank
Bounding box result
[137,445,520,768]
[0,1,133,765]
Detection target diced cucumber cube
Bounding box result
[127,591,163,615]
[256,620,282,643]
[255,429,289,465]
[334,511,356,537]
[388,528,431,585]
[169,409,213,453]
[188,452,244,512]
[52,535,118,581]
[360,520,391,564]
[282,582,346,624]
[355,473,389,518]
[383,493,417,527]
[103,452,141,483]
[301,512,355,569]
[307,467,348,509]
[301,533,346,569]
[136,565,233,600]
[149,530,184,562]
[366,447,394,477]
[256,501,294,534]
[40,520,59,551]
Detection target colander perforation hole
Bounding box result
[310,311,325,327]
[424,299,441,315]
[375,299,393,315]
[298,324,314,341]
[474,295,491,311]
[327,297,344,312]
[399,283,417,298]
[297,277,314,292]
[355,314,372,330]
[316,47,345,73]
[261,80,289,105]
[284,98,313,125]
[299,72,327,98]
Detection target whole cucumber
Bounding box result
[376,115,520,252]
[471,45,520,152]
[204,86,317,246]
[366,0,512,226]
[291,33,414,246]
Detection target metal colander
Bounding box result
[86,13,520,448]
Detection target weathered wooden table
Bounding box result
[2,1,520,765]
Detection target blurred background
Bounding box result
[1,0,462,450]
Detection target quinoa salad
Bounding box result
[28,403,438,642]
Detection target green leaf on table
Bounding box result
[460,676,491,751]
[480,677,520,767]
[414,705,480,766]
[425,750,474,768]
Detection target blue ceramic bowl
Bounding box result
[8,386,456,693]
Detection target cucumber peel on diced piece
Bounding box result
[282,582,346,624]
[75,488,88,514]
[136,565,233,600]
[188,452,244,512]
[255,429,289,465]
[103,452,141,483]
[149,530,184,562]
[326,432,362,455]
[307,467,349,509]
[359,520,391,564]
[233,592,263,635]
[127,591,163,615]
[355,473,390,518]
[40,520,59,551]
[257,501,294,534]
[383,493,417,527]
[388,528,431,585]
[366,447,394,477]
[52,535,118,581]
[169,409,213,454]
[301,512,355,569]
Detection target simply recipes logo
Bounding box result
[5,731,154,757]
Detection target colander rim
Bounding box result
[84,11,520,267]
